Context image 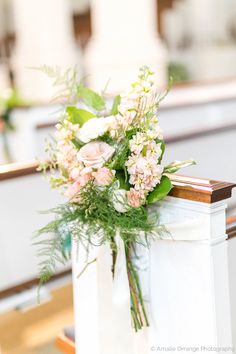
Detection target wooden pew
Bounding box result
[57,175,235,353]
[56,330,75,354]
[0,161,70,309]
[56,211,236,353]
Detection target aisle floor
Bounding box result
[0,284,74,354]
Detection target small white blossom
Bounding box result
[76,116,116,143]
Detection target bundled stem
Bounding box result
[125,242,149,331]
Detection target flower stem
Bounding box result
[125,242,149,330]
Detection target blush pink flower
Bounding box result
[127,188,145,208]
[69,166,83,181]
[93,167,114,186]
[0,119,5,133]
[65,181,81,200]
[65,173,92,200]
[77,141,115,169]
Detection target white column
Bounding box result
[12,0,80,101]
[84,0,167,93]
[150,197,232,349]
[184,0,217,46]
[185,0,233,45]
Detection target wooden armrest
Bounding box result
[226,216,236,239]
[56,333,75,354]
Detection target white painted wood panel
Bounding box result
[0,173,65,292]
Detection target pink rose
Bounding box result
[77,141,115,169]
[127,188,145,208]
[93,167,114,186]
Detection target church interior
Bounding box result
[1,0,236,353]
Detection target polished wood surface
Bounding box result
[0,161,39,181]
[0,270,71,299]
[226,215,236,239]
[56,333,75,354]
[169,175,236,204]
[0,161,235,204]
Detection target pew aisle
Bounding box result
[0,284,73,354]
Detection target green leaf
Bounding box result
[116,170,130,190]
[77,84,105,111]
[156,139,165,163]
[71,138,83,149]
[111,95,121,115]
[147,176,173,204]
[66,106,95,125]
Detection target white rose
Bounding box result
[77,116,116,143]
[77,141,115,169]
[112,189,130,213]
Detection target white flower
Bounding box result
[76,116,116,143]
[112,189,130,213]
[77,141,115,169]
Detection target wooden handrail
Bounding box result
[169,175,236,203]
[56,333,75,354]
[0,269,72,300]
[0,161,235,203]
[226,216,236,239]
[0,161,39,181]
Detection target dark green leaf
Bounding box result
[111,95,121,115]
[66,106,95,125]
[77,85,105,111]
[147,176,173,204]
[116,170,130,190]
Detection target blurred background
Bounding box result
[0,0,236,353]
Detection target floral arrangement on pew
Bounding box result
[36,66,195,331]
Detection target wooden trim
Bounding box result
[36,122,56,130]
[169,175,236,204]
[0,269,72,299]
[226,216,236,239]
[0,161,235,203]
[0,161,39,181]
[165,122,236,144]
[56,333,75,354]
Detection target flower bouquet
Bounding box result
[36,66,194,330]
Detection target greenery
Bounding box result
[35,181,161,277]
[147,176,173,204]
[168,62,189,84]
